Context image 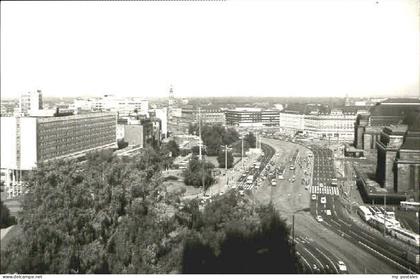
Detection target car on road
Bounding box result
[325,209,331,216]
[271,179,277,186]
[311,194,317,200]
[320,196,326,204]
[337,261,348,273]
[316,215,323,222]
[239,190,244,196]
[312,264,320,273]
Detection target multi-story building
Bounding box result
[376,125,408,190]
[304,109,357,142]
[19,90,43,116]
[225,108,279,127]
[375,112,420,201]
[354,98,420,150]
[71,95,149,117]
[279,105,358,141]
[117,117,162,148]
[0,112,117,198]
[279,111,305,134]
[153,107,168,138]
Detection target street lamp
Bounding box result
[221,144,233,187]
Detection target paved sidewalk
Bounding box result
[1,225,14,240]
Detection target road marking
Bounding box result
[315,247,339,273]
[357,241,414,274]
[330,219,341,227]
[303,247,325,270]
[297,250,313,273]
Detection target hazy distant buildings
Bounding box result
[19,90,43,116]
[71,95,149,117]
[1,112,117,198]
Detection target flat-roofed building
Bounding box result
[279,105,357,141]
[19,90,43,116]
[374,110,420,200]
[354,98,420,150]
[0,112,117,198]
[226,108,279,127]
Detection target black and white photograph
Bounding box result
[0,0,419,277]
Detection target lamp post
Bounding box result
[221,145,232,188]
[241,136,244,170]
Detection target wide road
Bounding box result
[254,138,401,274]
[309,144,419,273]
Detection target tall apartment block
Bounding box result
[19,90,43,116]
[1,112,117,198]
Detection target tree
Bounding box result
[0,201,16,228]
[217,151,234,169]
[244,132,256,148]
[117,139,128,149]
[183,157,215,190]
[0,149,183,274]
[165,140,180,158]
[182,201,302,274]
[222,128,239,146]
[192,145,207,156]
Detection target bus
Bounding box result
[357,206,373,222]
[389,226,420,248]
[400,201,420,212]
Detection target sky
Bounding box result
[1,0,419,99]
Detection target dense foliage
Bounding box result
[181,195,301,273]
[1,147,303,274]
[0,200,16,229]
[188,124,240,156]
[182,156,215,190]
[0,148,183,274]
[163,140,180,158]
[217,151,234,169]
[244,132,256,149]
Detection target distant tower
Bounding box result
[168,85,175,107]
[344,92,350,106]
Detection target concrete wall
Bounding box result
[124,125,144,147]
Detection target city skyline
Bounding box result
[1,0,419,99]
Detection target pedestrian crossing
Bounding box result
[311,186,339,196]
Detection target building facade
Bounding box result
[279,112,305,134]
[1,112,117,198]
[375,116,420,201]
[304,110,356,142]
[19,90,43,116]
[279,107,357,141]
[354,98,420,150]
[71,95,149,117]
[226,108,279,127]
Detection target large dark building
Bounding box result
[375,110,420,201]
[354,98,420,150]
